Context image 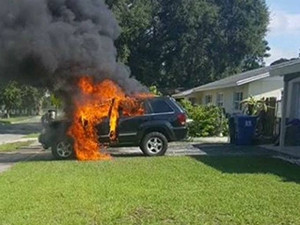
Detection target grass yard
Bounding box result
[22,133,40,139]
[0,156,300,225]
[0,141,35,152]
[0,116,38,124]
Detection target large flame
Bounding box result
[67,76,151,161]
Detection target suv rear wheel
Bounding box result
[52,138,74,160]
[140,132,168,156]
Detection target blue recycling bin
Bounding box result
[235,115,257,145]
[228,117,236,144]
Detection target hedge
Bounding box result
[180,100,228,137]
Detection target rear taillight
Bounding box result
[177,113,187,126]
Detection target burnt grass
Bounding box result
[0,156,300,225]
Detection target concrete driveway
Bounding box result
[0,140,283,174]
[0,118,43,173]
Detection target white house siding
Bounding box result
[192,85,248,114]
[176,76,284,115]
[247,77,283,100]
[182,77,284,115]
[185,93,202,105]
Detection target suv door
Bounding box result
[117,100,151,144]
[96,117,111,143]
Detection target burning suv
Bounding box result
[39,97,188,160]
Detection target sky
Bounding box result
[265,0,300,65]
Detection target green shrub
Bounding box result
[149,85,162,96]
[180,100,228,137]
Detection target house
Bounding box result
[270,59,300,148]
[173,64,285,114]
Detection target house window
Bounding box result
[216,93,224,107]
[233,92,243,110]
[188,97,196,105]
[204,95,212,105]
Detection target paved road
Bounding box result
[0,134,26,145]
[0,122,42,135]
[0,141,282,174]
[0,121,42,145]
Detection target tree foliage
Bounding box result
[21,86,45,115]
[0,82,45,117]
[50,94,63,110]
[106,0,154,64]
[149,85,162,96]
[0,82,22,118]
[107,0,270,90]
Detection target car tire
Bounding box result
[140,132,168,156]
[51,137,74,160]
[42,144,49,150]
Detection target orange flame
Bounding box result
[67,76,153,161]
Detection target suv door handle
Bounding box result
[140,117,149,122]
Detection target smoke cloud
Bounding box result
[0,0,145,93]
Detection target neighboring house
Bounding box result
[270,59,300,148]
[173,64,286,114]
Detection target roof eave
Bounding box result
[270,60,300,76]
[172,89,194,98]
[236,72,270,86]
[193,83,238,93]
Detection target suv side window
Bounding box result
[119,100,151,117]
[143,101,151,114]
[150,99,174,113]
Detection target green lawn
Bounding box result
[22,133,40,139]
[0,156,300,225]
[0,141,35,152]
[0,116,36,124]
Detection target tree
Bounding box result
[50,94,63,110]
[270,58,289,66]
[149,85,162,96]
[21,86,45,115]
[0,82,22,118]
[107,0,270,91]
[106,0,154,63]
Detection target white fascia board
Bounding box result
[193,83,238,92]
[236,72,270,86]
[172,89,194,98]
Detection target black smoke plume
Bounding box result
[0,0,145,93]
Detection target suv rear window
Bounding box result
[170,98,185,113]
[150,99,173,113]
